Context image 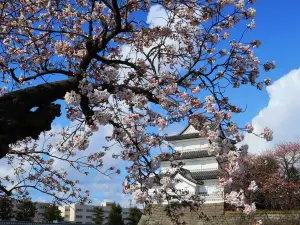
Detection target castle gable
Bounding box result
[180,124,198,135]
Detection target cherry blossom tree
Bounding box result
[0,0,275,220]
[259,175,300,210]
[225,154,279,211]
[228,146,300,211]
[263,143,300,209]
[271,142,300,180]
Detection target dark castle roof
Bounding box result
[165,133,200,141]
[180,169,221,182]
[165,124,202,141]
[150,169,221,186]
[190,170,221,180]
[160,150,212,161]
[158,125,220,186]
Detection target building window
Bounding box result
[65,208,70,212]
[86,209,93,212]
[76,215,83,218]
[76,208,83,212]
[86,216,92,219]
[76,222,82,224]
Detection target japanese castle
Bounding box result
[151,124,224,204]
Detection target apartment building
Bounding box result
[33,202,51,222]
[59,202,131,224]
[9,200,50,222]
[3,198,137,224]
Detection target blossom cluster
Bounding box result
[0,0,276,218]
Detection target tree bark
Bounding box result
[0,78,78,158]
[0,75,158,159]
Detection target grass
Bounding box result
[256,209,300,214]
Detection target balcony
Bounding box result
[148,190,224,205]
[201,193,224,204]
[180,145,209,152]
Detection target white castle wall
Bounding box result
[161,158,218,172]
[172,138,209,152]
[149,125,224,204]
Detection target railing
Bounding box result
[188,168,219,172]
[201,193,224,203]
[178,146,209,152]
[148,190,224,204]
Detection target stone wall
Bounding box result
[138,203,224,225]
[138,204,300,225]
[199,214,300,225]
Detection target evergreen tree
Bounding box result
[286,166,300,181]
[15,199,36,221]
[125,207,142,225]
[43,204,63,222]
[108,203,124,225]
[91,206,104,225]
[0,196,14,220]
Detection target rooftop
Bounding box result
[165,124,203,141]
[160,150,212,161]
[190,170,222,180]
[165,133,200,141]
[151,169,222,186]
[179,169,222,184]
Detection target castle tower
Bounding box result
[150,124,224,204]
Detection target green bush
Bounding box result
[256,209,300,214]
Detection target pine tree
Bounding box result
[91,206,104,225]
[43,204,63,222]
[0,196,14,220]
[107,203,124,225]
[125,207,142,225]
[15,199,36,221]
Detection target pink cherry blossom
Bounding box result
[0,0,277,218]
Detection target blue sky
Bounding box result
[227,1,300,124]
[8,1,300,207]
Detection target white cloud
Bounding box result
[147,5,168,27]
[0,121,132,207]
[244,68,300,153]
[0,153,32,191]
[47,123,133,206]
[119,4,181,79]
[36,197,47,203]
[160,122,185,136]
[0,4,186,207]
[77,172,134,207]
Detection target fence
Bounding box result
[0,221,93,225]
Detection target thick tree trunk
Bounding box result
[0,76,158,159]
[0,78,78,159]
